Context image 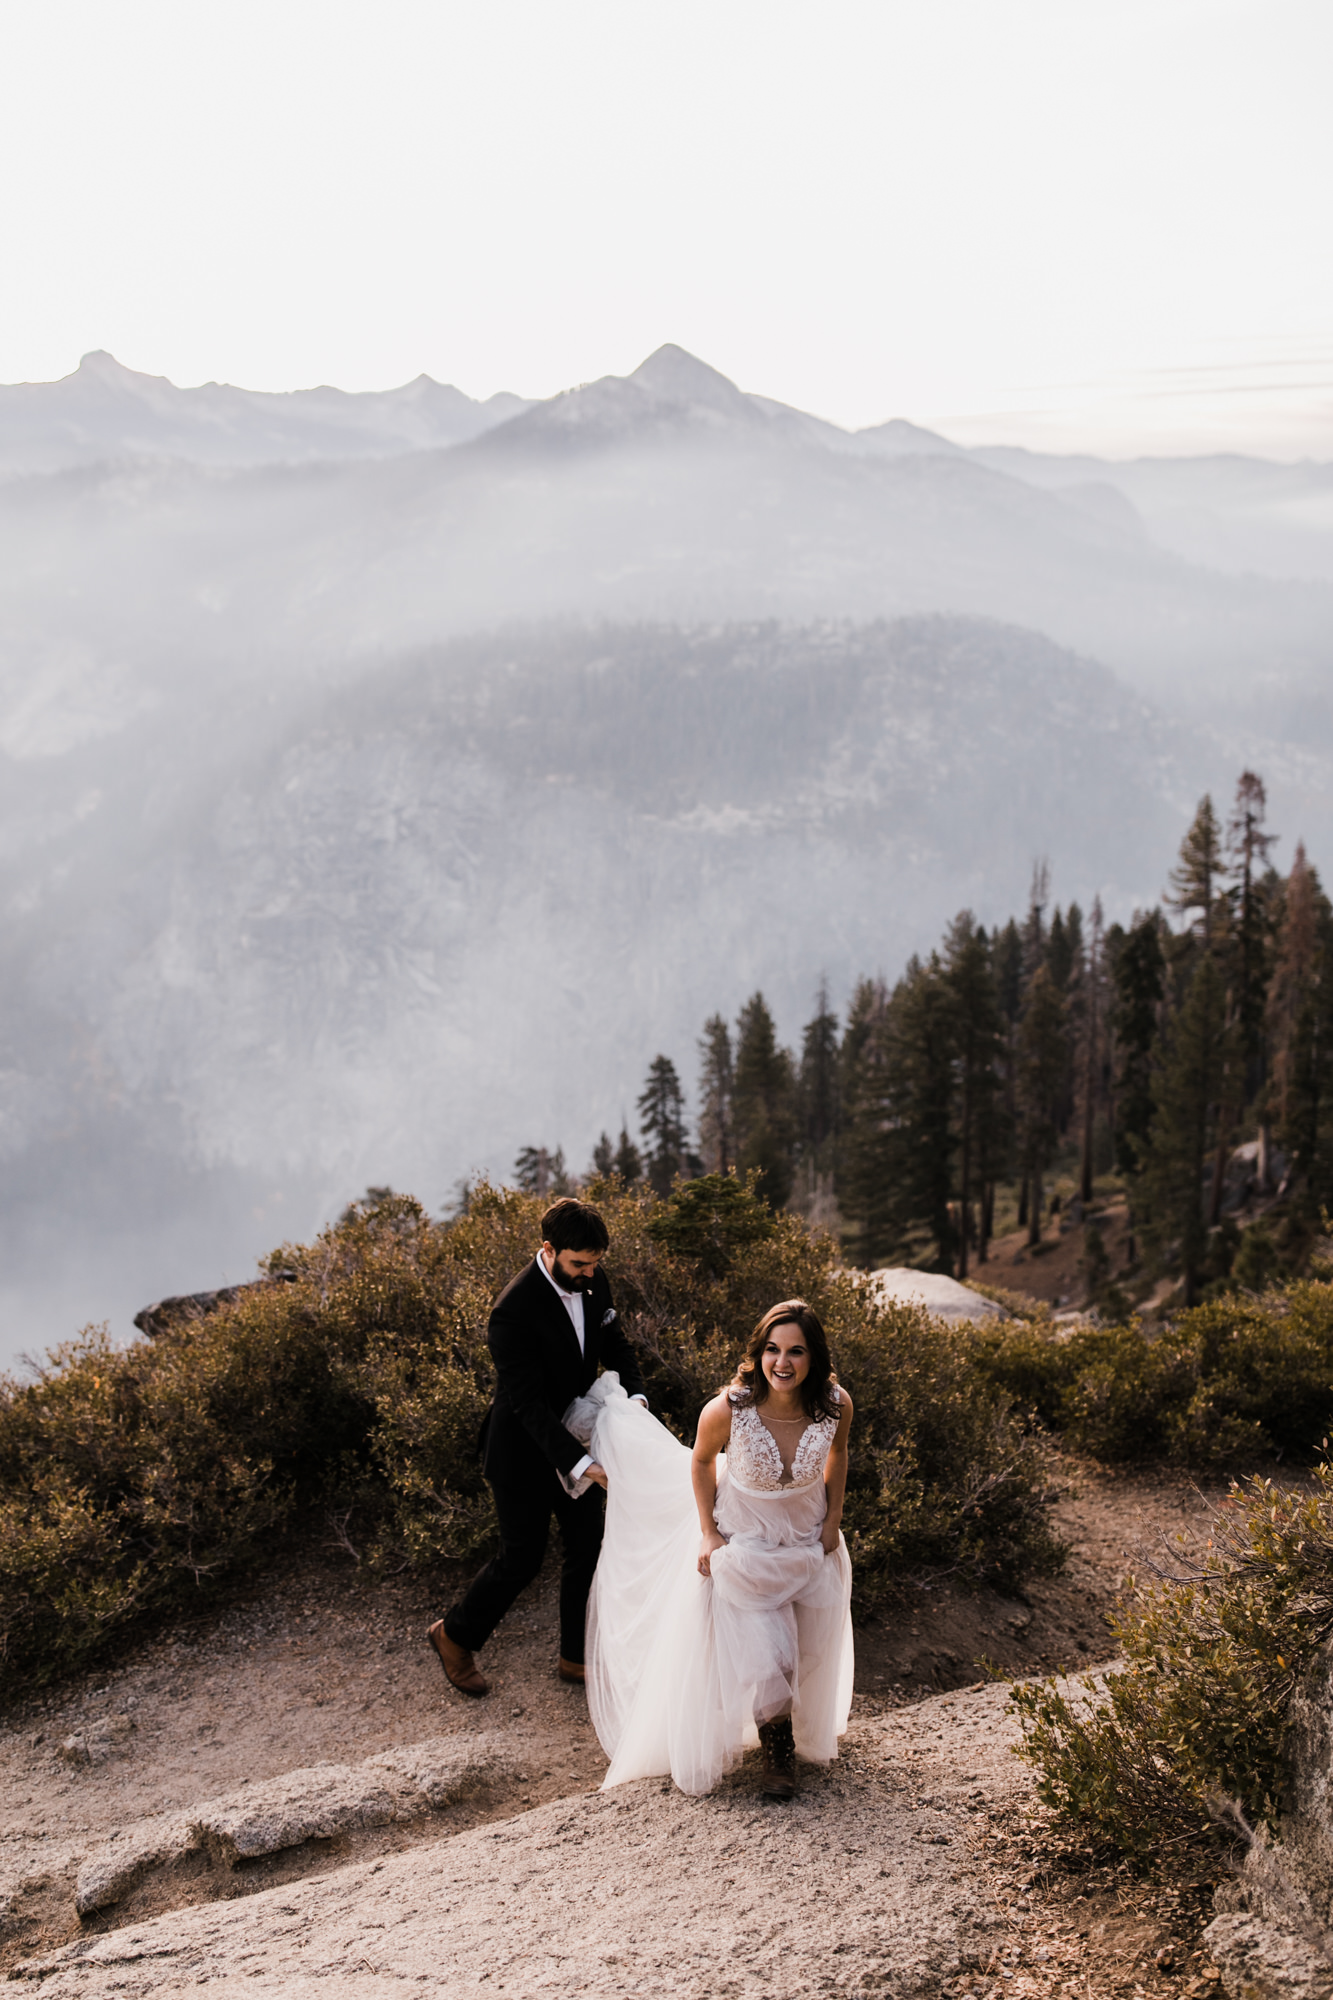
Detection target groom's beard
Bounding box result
[551,1257,594,1292]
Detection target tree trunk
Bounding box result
[980,1180,993,1263]
[1017,1172,1029,1231]
[1208,1106,1232,1227]
[1081,1008,1096,1204]
[1027,1165,1043,1248]
[957,1106,971,1280]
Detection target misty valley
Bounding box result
[1,344,1331,1359]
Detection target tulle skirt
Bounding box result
[573,1376,854,1796]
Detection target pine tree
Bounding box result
[1108,912,1166,1179]
[697,1015,735,1175]
[994,918,1024,1028]
[638,1056,688,1197]
[1139,951,1230,1305]
[1229,771,1278,1086]
[1079,897,1106,1204]
[732,993,797,1208]
[1015,865,1051,1228]
[514,1146,568,1196]
[943,913,1003,1275]
[1266,845,1333,1214]
[1268,844,1319,1134]
[881,954,957,1273]
[1016,965,1068,1246]
[1021,861,1050,977]
[793,981,841,1224]
[993,916,1024,1223]
[1167,794,1226,944]
[613,1125,643,1184]
[835,979,894,1262]
[1227,771,1280,1187]
[799,980,840,1158]
[593,1127,641,1182]
[1045,902,1083,1137]
[1046,907,1074,992]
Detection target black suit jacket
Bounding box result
[483,1257,646,1489]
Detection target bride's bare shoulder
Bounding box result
[694,1389,735,1448]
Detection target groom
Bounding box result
[428,1196,647,1696]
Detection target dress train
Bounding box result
[568,1374,854,1796]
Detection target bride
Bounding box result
[573,1299,854,1799]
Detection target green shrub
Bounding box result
[0,1176,1063,1692]
[972,1281,1333,1464]
[1010,1463,1333,1860]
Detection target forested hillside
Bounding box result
[0,614,1191,1362]
[530,772,1329,1307]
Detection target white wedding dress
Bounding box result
[568,1373,854,1796]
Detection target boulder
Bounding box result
[1206,1639,1333,1997]
[75,1733,511,1914]
[1205,1912,1333,2000]
[1221,1138,1289,1214]
[74,1815,198,1919]
[865,1268,1007,1324]
[190,1759,408,1866]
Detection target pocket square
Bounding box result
[601,1307,617,1326]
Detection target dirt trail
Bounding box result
[0,1463,1244,1995]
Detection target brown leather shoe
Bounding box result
[557,1657,586,1684]
[758,1718,797,1799]
[427,1619,489,1697]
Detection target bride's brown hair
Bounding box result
[731,1300,841,1422]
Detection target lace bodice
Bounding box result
[725,1395,840,1493]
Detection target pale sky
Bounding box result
[2,0,1331,456]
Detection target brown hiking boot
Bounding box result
[758,1717,797,1799]
[558,1657,586,1683]
[427,1619,490,1697]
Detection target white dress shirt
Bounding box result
[538,1248,645,1481]
[537,1244,587,1351]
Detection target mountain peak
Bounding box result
[627,344,748,412]
[78,350,143,379]
[73,351,174,397]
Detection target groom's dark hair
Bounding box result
[541,1197,610,1254]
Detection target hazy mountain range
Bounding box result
[1,343,1330,1362]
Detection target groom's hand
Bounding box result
[585,1463,608,1489]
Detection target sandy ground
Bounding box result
[0,1461,1248,1995]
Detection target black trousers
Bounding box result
[444,1474,604,1663]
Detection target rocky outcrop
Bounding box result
[73,1734,512,1915]
[22,1755,1004,1999]
[133,1273,297,1339]
[866,1269,1007,1324]
[1205,1911,1333,2000]
[1206,1641,1333,1998]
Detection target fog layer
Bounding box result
[1,345,1328,1364]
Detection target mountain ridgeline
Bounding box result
[2,341,1332,1362]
